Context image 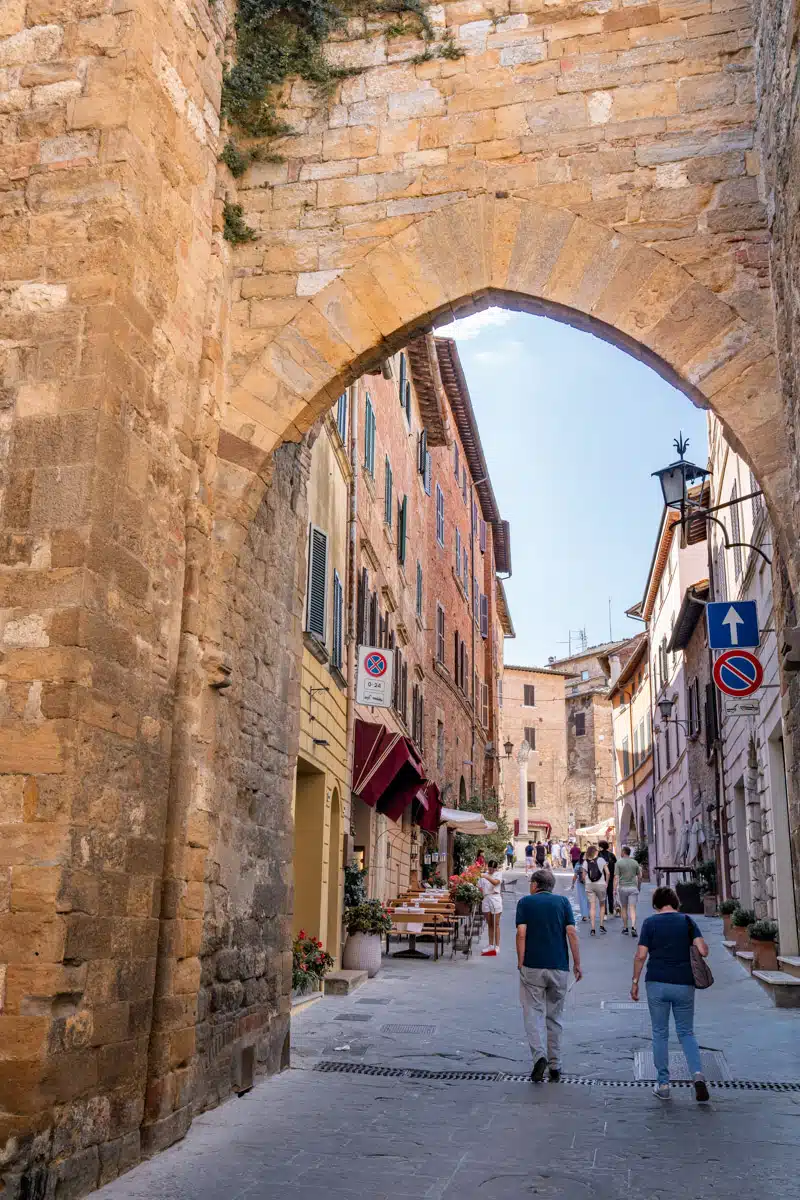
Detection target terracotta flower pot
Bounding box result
[751,940,778,972]
[722,914,733,938]
[454,899,472,916]
[732,925,751,950]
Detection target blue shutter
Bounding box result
[336,392,347,442]
[384,457,392,526]
[306,525,328,641]
[416,561,423,617]
[455,528,461,576]
[480,593,488,639]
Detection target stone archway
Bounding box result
[215,196,788,569]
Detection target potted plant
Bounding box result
[341,900,392,977]
[292,931,334,997]
[731,906,756,950]
[633,842,649,882]
[695,860,718,916]
[719,898,738,938]
[450,879,482,915]
[748,919,779,971]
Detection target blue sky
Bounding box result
[437,307,708,666]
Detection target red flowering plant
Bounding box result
[448,866,483,906]
[292,930,334,995]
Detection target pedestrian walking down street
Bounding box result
[535,841,547,869]
[516,869,582,1083]
[616,846,642,935]
[570,852,589,921]
[525,840,534,874]
[551,840,563,869]
[505,842,515,869]
[584,845,608,935]
[599,840,618,918]
[479,860,503,957]
[569,841,581,866]
[631,886,711,1104]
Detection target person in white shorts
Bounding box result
[479,860,503,957]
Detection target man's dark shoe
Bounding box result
[548,1068,561,1083]
[530,1057,547,1083]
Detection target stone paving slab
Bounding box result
[96,876,800,1200]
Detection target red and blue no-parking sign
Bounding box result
[713,649,763,697]
[364,651,388,677]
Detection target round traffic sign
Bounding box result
[364,651,388,678]
[713,649,763,697]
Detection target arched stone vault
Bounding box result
[216,195,787,567]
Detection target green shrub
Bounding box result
[719,898,738,915]
[731,907,756,928]
[344,899,393,935]
[748,919,778,942]
[223,200,257,244]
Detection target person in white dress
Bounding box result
[479,861,503,957]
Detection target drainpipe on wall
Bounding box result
[345,382,359,849]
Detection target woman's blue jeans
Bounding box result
[646,982,702,1084]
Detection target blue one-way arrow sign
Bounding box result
[707,600,759,649]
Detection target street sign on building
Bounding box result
[725,698,761,717]
[356,646,394,708]
[707,600,759,649]
[712,649,763,697]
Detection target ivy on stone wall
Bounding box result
[221,0,462,238]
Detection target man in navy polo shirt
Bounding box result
[516,869,582,1082]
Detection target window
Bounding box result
[498,678,503,708]
[436,484,444,546]
[704,682,718,753]
[384,456,393,527]
[363,394,375,476]
[397,495,407,565]
[714,542,728,603]
[437,719,445,771]
[404,379,411,422]
[621,735,630,777]
[574,711,586,736]
[527,781,536,808]
[454,442,459,479]
[462,465,467,503]
[523,684,535,707]
[454,631,460,683]
[336,392,347,442]
[664,724,671,770]
[398,352,408,416]
[411,683,424,747]
[730,481,743,579]
[481,682,489,729]
[455,527,461,577]
[750,468,763,523]
[423,450,432,495]
[581,669,589,681]
[417,429,427,475]
[331,570,343,669]
[687,677,701,737]
[356,566,368,646]
[393,646,407,721]
[524,726,536,750]
[462,546,469,591]
[473,579,479,626]
[436,604,445,663]
[479,518,486,553]
[306,524,328,642]
[480,592,488,639]
[416,561,423,619]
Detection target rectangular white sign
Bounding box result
[356,645,394,708]
[725,698,760,717]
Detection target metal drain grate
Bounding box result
[634,1049,730,1082]
[313,1061,800,1091]
[602,1002,641,1011]
[333,1013,374,1022]
[356,999,388,1005]
[380,1023,437,1035]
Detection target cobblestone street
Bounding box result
[97,876,800,1200]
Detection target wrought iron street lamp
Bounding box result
[503,738,514,759]
[652,433,709,513]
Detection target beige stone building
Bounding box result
[546,642,626,833]
[500,665,569,852]
[604,635,655,863]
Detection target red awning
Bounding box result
[353,719,426,822]
[413,781,442,833]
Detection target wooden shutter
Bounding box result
[524,726,536,749]
[399,352,406,406]
[384,457,392,526]
[524,684,535,706]
[332,570,343,669]
[455,527,461,576]
[454,631,460,681]
[527,781,536,807]
[336,392,347,441]
[416,561,423,617]
[397,495,407,564]
[454,442,459,478]
[436,605,445,662]
[357,567,368,645]
[575,711,586,736]
[418,428,427,474]
[463,546,468,590]
[479,519,486,552]
[306,525,328,641]
[404,380,411,421]
[368,591,378,645]
[481,683,488,729]
[480,593,489,638]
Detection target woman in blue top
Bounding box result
[631,886,710,1103]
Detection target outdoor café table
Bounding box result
[388,906,450,960]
